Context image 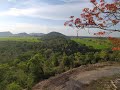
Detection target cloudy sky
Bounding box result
[0,0,119,36]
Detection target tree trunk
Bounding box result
[76,30,79,38]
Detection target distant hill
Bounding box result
[41,32,68,40]
[14,32,30,37]
[46,32,66,37]
[40,32,92,54]
[0,31,45,37]
[29,33,44,36]
[0,31,13,37]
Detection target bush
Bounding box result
[6,82,22,90]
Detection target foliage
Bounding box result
[64,0,120,50]
[64,0,120,32]
[6,82,22,90]
[108,37,120,50]
[0,41,40,63]
[0,34,119,89]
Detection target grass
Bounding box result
[0,36,41,42]
[0,37,112,49]
[72,38,112,50]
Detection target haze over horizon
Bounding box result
[0,0,120,37]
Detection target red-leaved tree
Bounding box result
[64,0,120,50]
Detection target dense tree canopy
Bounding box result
[0,33,120,89]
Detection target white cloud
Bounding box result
[0,8,37,16]
[0,23,49,34]
[0,22,93,36]
[0,1,119,37]
[8,0,16,2]
[0,22,119,37]
[0,2,93,20]
[13,23,49,34]
[60,0,89,3]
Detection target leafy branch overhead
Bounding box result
[64,0,120,32]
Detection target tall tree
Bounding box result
[64,0,120,50]
[64,0,120,32]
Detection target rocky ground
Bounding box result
[32,62,120,90]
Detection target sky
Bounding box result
[0,0,119,37]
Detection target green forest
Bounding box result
[0,32,120,90]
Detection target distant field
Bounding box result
[0,37,112,49]
[72,38,112,50]
[0,36,40,42]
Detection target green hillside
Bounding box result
[0,37,40,42]
[0,33,119,90]
[72,38,112,50]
